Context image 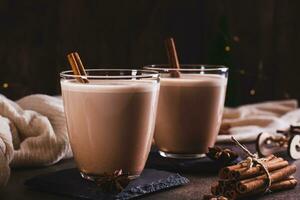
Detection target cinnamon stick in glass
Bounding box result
[165,37,181,78]
[67,52,89,83]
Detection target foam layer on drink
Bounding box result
[61,79,157,93]
[61,79,159,177]
[160,74,227,87]
[155,74,227,154]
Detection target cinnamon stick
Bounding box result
[67,52,89,83]
[219,164,242,179]
[73,52,88,77]
[229,159,288,180]
[165,37,181,78]
[219,180,236,191]
[237,164,296,194]
[269,176,297,191]
[224,189,258,200]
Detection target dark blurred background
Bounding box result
[0,0,299,106]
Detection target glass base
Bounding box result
[80,171,140,182]
[158,150,206,159]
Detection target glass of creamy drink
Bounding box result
[144,65,228,159]
[60,69,160,181]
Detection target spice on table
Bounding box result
[206,146,238,164]
[94,169,132,193]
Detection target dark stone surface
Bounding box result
[24,168,189,200]
[1,143,300,200]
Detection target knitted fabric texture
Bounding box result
[0,94,72,187]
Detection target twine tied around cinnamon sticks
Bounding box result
[231,136,272,193]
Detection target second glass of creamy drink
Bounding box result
[145,65,228,159]
[60,69,159,181]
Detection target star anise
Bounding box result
[206,146,238,164]
[94,169,133,193]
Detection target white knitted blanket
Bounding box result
[217,100,299,142]
[0,94,72,187]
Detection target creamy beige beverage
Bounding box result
[154,74,227,157]
[61,79,159,178]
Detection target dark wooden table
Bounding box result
[1,143,300,200]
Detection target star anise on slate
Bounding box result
[206,146,238,164]
[94,169,132,193]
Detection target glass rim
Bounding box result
[144,64,228,72]
[60,69,160,79]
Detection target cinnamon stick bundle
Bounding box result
[207,155,297,200]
